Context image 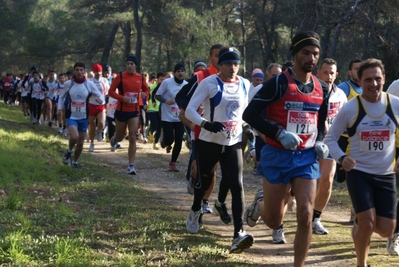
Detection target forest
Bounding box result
[1,0,399,85]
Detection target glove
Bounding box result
[277,130,303,150]
[203,121,225,133]
[315,141,329,159]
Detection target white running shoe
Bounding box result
[186,209,201,234]
[387,233,399,255]
[58,127,63,134]
[312,218,329,235]
[63,128,69,137]
[272,227,286,244]
[96,131,103,142]
[230,231,254,254]
[88,143,94,152]
[202,200,213,213]
[127,164,136,175]
[245,189,263,227]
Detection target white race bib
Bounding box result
[359,129,390,152]
[71,101,86,119]
[125,92,138,103]
[222,120,239,140]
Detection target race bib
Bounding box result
[125,92,138,103]
[221,120,239,140]
[286,110,317,148]
[359,129,390,152]
[71,101,86,119]
[327,102,340,126]
[170,104,180,117]
[34,89,43,96]
[107,103,118,116]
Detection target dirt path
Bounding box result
[86,138,387,267]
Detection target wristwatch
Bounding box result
[338,155,347,165]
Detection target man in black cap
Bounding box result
[243,31,330,266]
[155,63,187,172]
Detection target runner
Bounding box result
[57,62,104,168]
[88,64,109,152]
[29,71,48,125]
[44,70,57,127]
[108,55,150,175]
[147,72,165,150]
[243,31,329,266]
[155,63,188,172]
[325,58,398,267]
[185,46,253,254]
[312,58,347,235]
[176,44,222,216]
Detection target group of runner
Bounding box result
[4,29,399,267]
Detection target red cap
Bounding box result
[92,64,102,72]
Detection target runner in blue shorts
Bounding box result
[243,31,330,266]
[57,62,104,168]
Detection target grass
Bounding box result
[0,104,398,266]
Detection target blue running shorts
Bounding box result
[66,118,89,133]
[257,144,320,185]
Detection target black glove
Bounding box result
[203,121,225,133]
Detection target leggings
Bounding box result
[32,98,43,120]
[106,116,116,139]
[161,121,184,163]
[193,139,244,238]
[148,111,161,143]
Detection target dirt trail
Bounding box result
[86,138,386,267]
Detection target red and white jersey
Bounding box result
[89,77,109,105]
[265,71,323,150]
[326,85,347,127]
[3,78,12,91]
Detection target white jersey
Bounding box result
[106,96,118,119]
[57,79,105,120]
[326,85,347,127]
[185,74,250,146]
[46,80,57,99]
[19,80,28,97]
[387,79,399,96]
[89,77,109,105]
[29,78,45,100]
[156,77,188,122]
[325,92,399,175]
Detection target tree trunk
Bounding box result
[299,0,319,31]
[132,0,143,72]
[101,23,119,66]
[121,22,132,60]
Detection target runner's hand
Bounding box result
[315,141,329,159]
[203,121,225,133]
[277,130,303,150]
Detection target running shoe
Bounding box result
[186,208,202,234]
[71,161,81,168]
[96,131,103,142]
[387,233,399,255]
[229,231,254,254]
[63,128,69,137]
[202,200,213,213]
[127,164,136,175]
[214,200,232,224]
[245,189,263,227]
[62,149,72,165]
[169,162,178,172]
[166,145,172,153]
[272,227,286,244]
[88,143,94,152]
[58,127,63,134]
[312,218,329,235]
